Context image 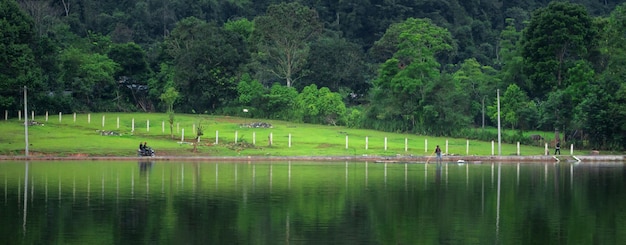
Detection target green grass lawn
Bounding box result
[0,112,566,157]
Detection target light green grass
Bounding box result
[0,112,563,157]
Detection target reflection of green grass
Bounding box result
[0,113,557,156]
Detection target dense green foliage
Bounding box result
[2,0,626,149]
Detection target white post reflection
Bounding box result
[116,173,119,203]
[131,169,135,198]
[365,161,368,188]
[72,176,76,203]
[4,174,7,204]
[495,163,502,243]
[216,164,219,191]
[466,163,469,189]
[181,164,184,191]
[23,162,29,234]
[425,163,428,188]
[345,161,348,190]
[543,163,548,186]
[481,174,485,215]
[146,167,150,197]
[288,161,291,190]
[445,162,449,187]
[87,176,90,206]
[252,165,256,191]
[570,163,574,190]
[516,163,520,187]
[161,168,165,195]
[102,174,105,202]
[270,164,273,193]
[31,177,34,203]
[58,179,61,203]
[45,176,48,204]
[491,163,494,187]
[404,163,408,191]
[384,163,388,187]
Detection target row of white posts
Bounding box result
[8,110,575,155]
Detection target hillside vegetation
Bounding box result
[0,113,558,157]
[1,0,626,150]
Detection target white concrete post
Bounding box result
[405,138,408,152]
[5,110,7,120]
[73,113,76,123]
[117,117,120,129]
[176,123,179,133]
[215,130,219,144]
[18,110,21,121]
[253,132,256,145]
[269,132,273,146]
[102,115,105,128]
[192,124,196,135]
[384,137,388,151]
[131,118,135,132]
[445,139,449,155]
[235,131,238,143]
[289,133,292,148]
[162,121,164,133]
[58,112,62,122]
[88,113,90,124]
[491,141,495,156]
[31,111,34,121]
[181,128,185,142]
[345,135,349,149]
[425,139,428,152]
[545,143,548,156]
[45,111,48,121]
[517,142,520,156]
[365,137,369,150]
[570,144,574,155]
[147,120,150,132]
[466,139,469,155]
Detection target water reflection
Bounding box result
[1,161,625,244]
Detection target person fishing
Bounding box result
[435,145,442,163]
[554,141,561,155]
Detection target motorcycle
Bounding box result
[138,147,155,157]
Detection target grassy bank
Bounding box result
[0,112,557,157]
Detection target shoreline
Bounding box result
[0,154,623,163]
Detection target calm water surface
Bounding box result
[1,161,625,244]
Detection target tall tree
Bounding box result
[521,2,596,99]
[365,18,463,135]
[164,17,246,113]
[0,0,43,111]
[58,47,119,111]
[302,35,372,100]
[253,2,323,87]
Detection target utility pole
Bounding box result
[24,86,29,156]
[497,89,501,156]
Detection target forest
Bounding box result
[1,0,625,150]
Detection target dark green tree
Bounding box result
[164,17,247,113]
[0,0,44,112]
[521,2,597,99]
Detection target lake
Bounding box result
[1,160,625,244]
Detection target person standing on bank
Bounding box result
[435,145,442,163]
[554,141,561,155]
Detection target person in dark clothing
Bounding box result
[554,141,561,155]
[435,145,442,163]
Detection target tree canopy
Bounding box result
[3,0,626,150]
